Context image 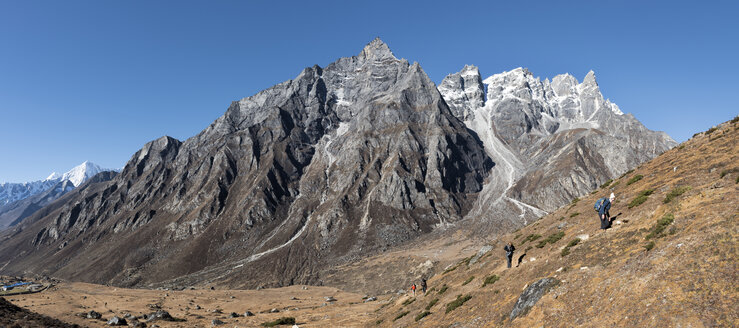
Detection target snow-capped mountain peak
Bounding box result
[45,172,61,181]
[60,161,105,187]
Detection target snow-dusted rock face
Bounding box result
[0,161,108,207]
[0,39,492,289]
[0,180,59,207]
[439,66,676,224]
[0,161,114,230]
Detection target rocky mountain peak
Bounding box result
[582,70,598,88]
[358,37,397,62]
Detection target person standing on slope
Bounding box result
[411,283,416,296]
[504,242,515,268]
[599,193,615,230]
[421,279,427,295]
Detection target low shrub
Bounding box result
[569,212,580,218]
[261,317,296,327]
[663,186,691,203]
[561,238,581,257]
[394,311,410,321]
[482,275,499,287]
[645,213,675,240]
[705,126,718,135]
[402,298,415,306]
[445,295,472,314]
[415,311,431,322]
[437,284,448,295]
[462,276,474,286]
[628,189,654,209]
[627,174,643,185]
[521,234,542,244]
[375,319,383,325]
[732,115,739,124]
[425,298,439,311]
[644,241,655,251]
[537,231,565,248]
[600,179,613,189]
[571,197,580,205]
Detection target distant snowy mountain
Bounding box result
[0,161,116,230]
[60,161,106,187]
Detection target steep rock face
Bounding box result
[0,39,491,288]
[439,67,676,226]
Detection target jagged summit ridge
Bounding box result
[0,39,492,289]
[440,65,676,225]
[358,37,397,62]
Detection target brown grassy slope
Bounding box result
[1,296,80,328]
[373,118,738,327]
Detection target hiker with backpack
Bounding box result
[421,279,427,294]
[595,193,615,230]
[504,242,515,268]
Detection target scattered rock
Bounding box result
[557,222,567,230]
[301,286,307,290]
[107,316,127,326]
[576,234,590,241]
[212,309,222,314]
[325,296,337,302]
[229,312,239,318]
[469,245,493,265]
[195,305,201,310]
[211,319,224,326]
[510,277,560,321]
[270,308,280,313]
[86,310,102,319]
[290,297,298,300]
[243,311,254,317]
[580,266,589,270]
[229,296,235,299]
[555,267,563,273]
[363,296,377,302]
[146,310,174,322]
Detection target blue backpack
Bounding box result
[594,198,606,212]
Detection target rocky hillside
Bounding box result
[0,39,491,289]
[439,66,676,231]
[372,117,737,327]
[0,39,675,291]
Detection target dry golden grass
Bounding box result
[373,118,738,327]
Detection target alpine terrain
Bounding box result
[0,161,114,231]
[0,39,675,292]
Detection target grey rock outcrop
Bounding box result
[0,38,492,289]
[439,67,676,230]
[107,316,127,326]
[509,277,559,320]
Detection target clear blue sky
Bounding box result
[1,1,737,182]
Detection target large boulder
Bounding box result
[509,277,559,320]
